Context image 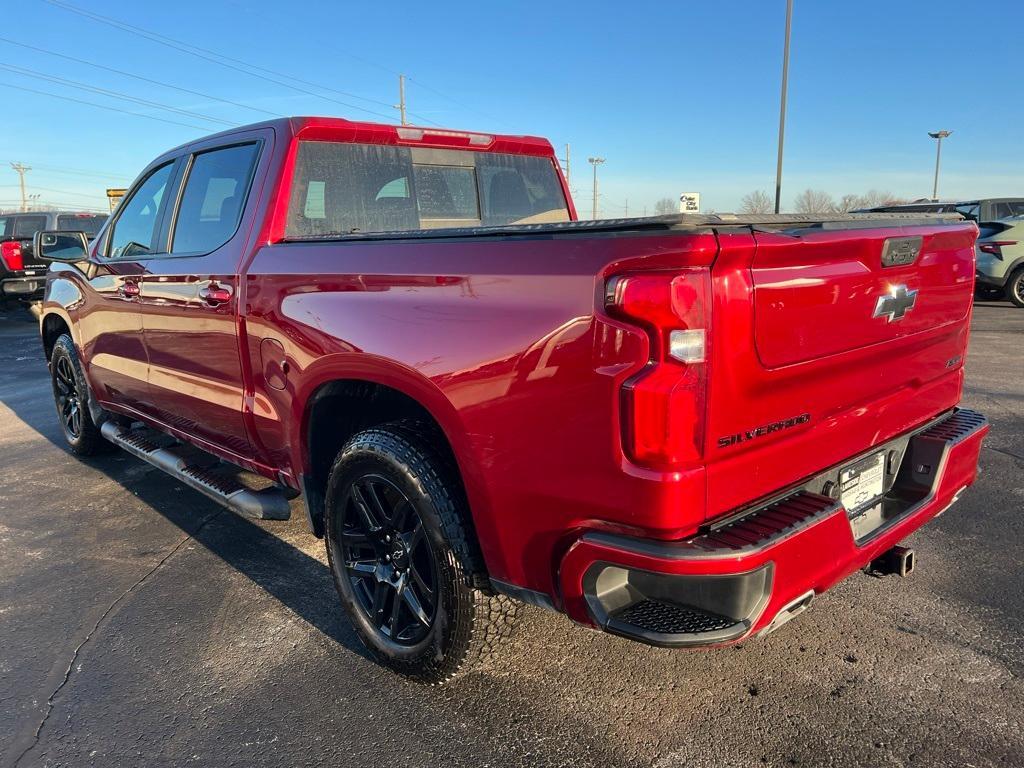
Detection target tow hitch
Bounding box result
[868,545,915,577]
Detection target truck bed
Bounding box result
[279,212,966,243]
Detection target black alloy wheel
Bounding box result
[337,474,438,645]
[54,353,82,440]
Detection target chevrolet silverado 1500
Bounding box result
[35,117,988,682]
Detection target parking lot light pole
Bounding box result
[774,0,793,214]
[928,130,952,201]
[588,157,605,219]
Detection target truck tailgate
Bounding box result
[704,221,977,519]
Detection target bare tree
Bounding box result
[654,197,677,215]
[740,190,773,214]
[837,190,911,211]
[838,193,866,212]
[793,189,837,214]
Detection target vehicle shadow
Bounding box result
[0,341,370,662]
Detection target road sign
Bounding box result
[679,193,700,214]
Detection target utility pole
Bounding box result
[10,162,31,212]
[773,0,793,213]
[624,199,629,217]
[587,157,605,220]
[395,74,408,126]
[928,130,952,201]
[564,143,571,187]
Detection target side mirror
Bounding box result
[33,230,89,262]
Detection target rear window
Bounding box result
[57,214,107,237]
[286,141,569,238]
[9,215,48,238]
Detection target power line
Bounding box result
[0,63,238,126]
[0,81,209,130]
[15,164,133,182]
[43,0,402,123]
[218,0,501,127]
[0,36,282,120]
[1,183,109,200]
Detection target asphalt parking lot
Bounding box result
[0,303,1021,768]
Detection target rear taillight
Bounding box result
[0,241,23,271]
[979,241,1016,259]
[605,270,711,469]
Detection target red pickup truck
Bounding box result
[36,117,988,682]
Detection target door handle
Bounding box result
[198,282,233,305]
[119,281,140,299]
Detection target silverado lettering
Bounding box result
[716,413,812,448]
[34,117,989,682]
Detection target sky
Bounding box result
[2,0,1022,217]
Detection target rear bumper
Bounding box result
[558,408,989,647]
[975,269,1006,288]
[1,276,44,297]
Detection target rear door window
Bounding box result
[171,143,259,254]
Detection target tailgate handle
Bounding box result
[118,280,140,299]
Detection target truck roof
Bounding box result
[164,116,557,158]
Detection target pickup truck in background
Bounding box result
[0,210,106,307]
[35,117,988,682]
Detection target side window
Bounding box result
[171,143,259,254]
[108,163,174,259]
[12,215,48,238]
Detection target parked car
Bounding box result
[35,117,988,682]
[0,210,106,307]
[859,198,1024,222]
[974,217,1024,306]
[860,198,1024,305]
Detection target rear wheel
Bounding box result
[324,421,517,683]
[50,334,111,455]
[1008,268,1024,308]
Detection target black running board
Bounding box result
[100,421,292,521]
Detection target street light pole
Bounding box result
[588,157,605,219]
[774,0,793,214]
[395,74,408,126]
[928,130,951,201]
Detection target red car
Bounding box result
[36,117,988,682]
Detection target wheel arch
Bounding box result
[294,356,494,584]
[40,309,73,363]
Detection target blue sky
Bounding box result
[2,0,1022,216]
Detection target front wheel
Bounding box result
[324,421,517,683]
[50,334,111,455]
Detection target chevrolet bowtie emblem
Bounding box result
[873,284,918,322]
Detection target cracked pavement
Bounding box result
[0,302,1022,767]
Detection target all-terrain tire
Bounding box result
[324,420,517,683]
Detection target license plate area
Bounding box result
[840,451,886,514]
